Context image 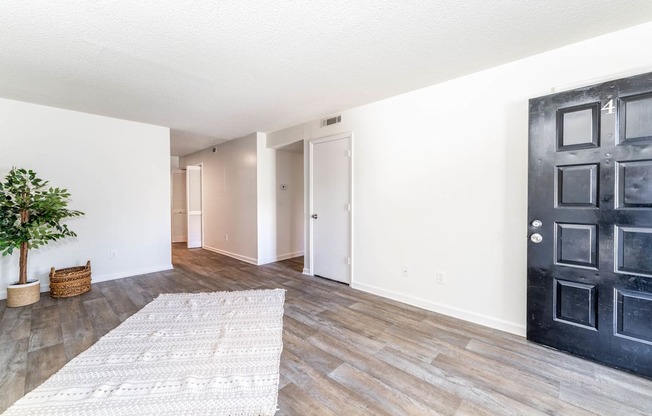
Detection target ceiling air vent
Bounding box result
[321,114,342,127]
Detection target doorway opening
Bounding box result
[275,140,305,271]
[186,164,203,249]
[169,163,203,249]
[171,169,187,243]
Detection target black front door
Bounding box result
[528,72,652,378]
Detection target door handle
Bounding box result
[311,214,318,219]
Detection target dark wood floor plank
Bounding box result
[0,307,32,342]
[24,343,67,393]
[0,338,28,411]
[61,317,98,360]
[282,331,342,376]
[381,321,470,359]
[28,304,63,352]
[559,380,648,416]
[57,295,88,323]
[316,305,391,339]
[120,278,155,307]
[375,329,441,362]
[432,352,595,416]
[465,338,597,382]
[283,314,318,340]
[135,272,181,297]
[278,382,339,416]
[280,348,392,416]
[286,306,385,355]
[348,300,424,327]
[419,311,527,348]
[75,284,105,301]
[437,342,561,398]
[593,364,652,398]
[100,284,139,321]
[309,329,461,415]
[375,343,552,416]
[328,363,440,415]
[0,299,7,321]
[1,243,652,415]
[31,294,58,310]
[335,286,431,318]
[83,297,121,338]
[455,400,499,416]
[284,295,327,315]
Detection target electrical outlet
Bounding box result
[110,250,118,260]
[401,265,409,278]
[436,271,447,285]
[224,234,229,242]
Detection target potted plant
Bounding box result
[0,168,84,307]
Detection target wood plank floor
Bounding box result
[1,244,651,415]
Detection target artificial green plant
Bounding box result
[0,168,84,285]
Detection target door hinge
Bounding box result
[347,257,351,265]
[347,203,351,212]
[347,150,351,158]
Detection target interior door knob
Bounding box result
[311,214,318,219]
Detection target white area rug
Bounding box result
[5,289,285,416]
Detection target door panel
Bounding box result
[311,136,351,284]
[171,170,188,243]
[186,165,202,249]
[528,72,652,378]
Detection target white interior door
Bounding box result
[186,165,202,248]
[171,170,187,243]
[311,135,351,283]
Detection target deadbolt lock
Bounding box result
[530,233,543,243]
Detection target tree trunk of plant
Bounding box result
[19,207,29,285]
[19,241,28,285]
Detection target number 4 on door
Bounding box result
[601,99,615,114]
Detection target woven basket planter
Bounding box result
[7,280,41,307]
[49,261,92,298]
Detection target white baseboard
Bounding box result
[350,281,526,337]
[257,251,305,265]
[302,268,312,275]
[274,251,304,262]
[201,246,302,266]
[0,264,174,300]
[171,236,187,243]
[202,245,258,265]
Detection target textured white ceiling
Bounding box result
[1,1,652,155]
[170,130,227,157]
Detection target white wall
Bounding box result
[267,22,652,335]
[256,133,277,264]
[181,134,259,264]
[170,156,180,170]
[0,98,172,299]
